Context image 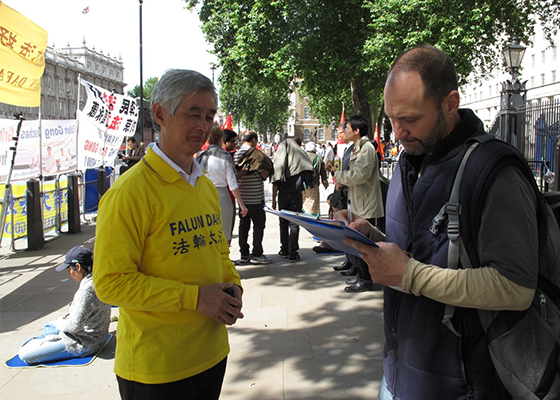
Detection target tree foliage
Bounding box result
[127,77,159,101]
[220,77,292,142]
[187,0,559,138]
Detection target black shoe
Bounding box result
[333,261,352,271]
[313,245,335,253]
[289,253,301,262]
[344,281,374,293]
[278,250,289,259]
[345,276,358,285]
[340,266,357,276]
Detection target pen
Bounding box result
[347,199,352,224]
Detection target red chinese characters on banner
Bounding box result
[79,78,138,135]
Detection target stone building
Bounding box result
[0,40,125,122]
[459,24,560,130]
[286,80,333,145]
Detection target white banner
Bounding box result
[79,78,138,135]
[77,78,138,169]
[0,119,42,183]
[0,119,19,183]
[12,120,41,181]
[77,113,124,170]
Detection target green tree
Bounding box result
[188,0,559,137]
[127,76,159,101]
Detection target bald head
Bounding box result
[387,45,458,108]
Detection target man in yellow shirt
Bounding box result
[94,69,244,400]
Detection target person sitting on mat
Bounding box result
[18,246,111,365]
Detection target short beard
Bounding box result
[403,109,448,156]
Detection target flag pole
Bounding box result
[0,114,24,249]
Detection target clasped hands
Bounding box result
[197,283,244,325]
[335,210,409,288]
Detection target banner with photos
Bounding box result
[0,119,77,183]
[11,120,41,182]
[41,119,77,176]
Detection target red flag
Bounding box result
[374,125,384,161]
[222,113,233,130]
[337,106,345,144]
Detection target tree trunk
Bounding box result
[351,76,373,138]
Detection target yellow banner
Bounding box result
[1,180,68,240]
[0,2,48,107]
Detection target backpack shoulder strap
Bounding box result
[436,140,481,336]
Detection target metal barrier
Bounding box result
[0,167,115,252]
[380,159,398,181]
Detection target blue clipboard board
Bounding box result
[264,205,377,257]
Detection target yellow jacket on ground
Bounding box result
[93,148,241,384]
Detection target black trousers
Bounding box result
[278,190,302,257]
[238,203,266,257]
[117,357,227,400]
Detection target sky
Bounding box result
[9,0,219,92]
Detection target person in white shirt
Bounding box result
[197,127,248,244]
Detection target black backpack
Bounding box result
[432,135,560,400]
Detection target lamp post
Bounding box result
[210,63,217,84]
[499,37,527,154]
[139,0,146,142]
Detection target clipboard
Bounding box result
[264,205,378,257]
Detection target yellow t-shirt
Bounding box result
[94,149,241,384]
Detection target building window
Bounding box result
[303,128,311,141]
[542,73,545,85]
[553,70,557,82]
[542,50,546,64]
[488,86,492,97]
[318,128,325,141]
[59,78,64,93]
[531,76,535,87]
[303,107,311,119]
[47,75,53,91]
[496,84,499,95]
[553,46,557,62]
[532,54,535,67]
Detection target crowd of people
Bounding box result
[18,44,556,400]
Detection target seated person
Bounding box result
[18,246,111,365]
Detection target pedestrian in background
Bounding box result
[197,126,248,244]
[302,141,329,216]
[234,131,274,265]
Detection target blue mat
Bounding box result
[4,334,113,368]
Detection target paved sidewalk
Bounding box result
[0,188,384,400]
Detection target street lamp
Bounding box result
[502,37,526,82]
[498,37,527,153]
[210,63,217,84]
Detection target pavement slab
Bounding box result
[0,184,384,399]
